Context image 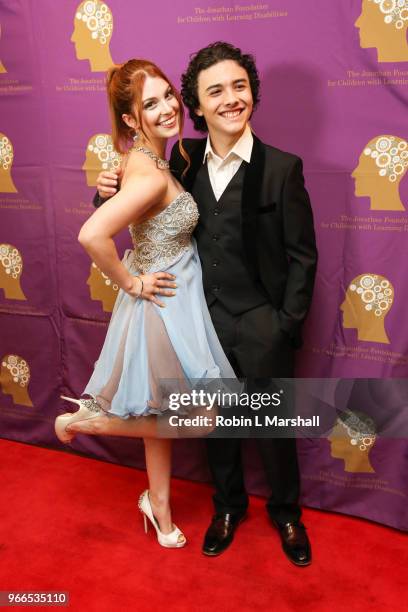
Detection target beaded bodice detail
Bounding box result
[129,192,199,273]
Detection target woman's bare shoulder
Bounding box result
[121,151,167,194]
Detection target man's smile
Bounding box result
[218,108,245,120]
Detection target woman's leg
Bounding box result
[67,416,183,538]
[66,403,215,438]
[143,438,175,534]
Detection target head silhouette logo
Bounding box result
[0,244,26,300]
[71,1,114,72]
[328,409,377,473]
[87,261,119,312]
[82,133,121,186]
[0,134,17,193]
[355,0,408,62]
[0,354,33,407]
[352,135,407,211]
[0,25,6,73]
[340,273,394,344]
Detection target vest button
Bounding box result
[212,285,220,293]
[212,234,219,241]
[213,208,220,215]
[212,259,219,267]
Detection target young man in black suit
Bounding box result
[94,42,317,565]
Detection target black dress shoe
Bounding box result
[272,521,312,566]
[202,512,247,556]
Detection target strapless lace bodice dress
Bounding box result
[83,191,237,417]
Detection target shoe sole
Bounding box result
[285,555,312,567]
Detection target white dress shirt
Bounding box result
[203,124,253,201]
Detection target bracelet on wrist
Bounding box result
[135,276,144,298]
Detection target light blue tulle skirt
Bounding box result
[83,240,237,418]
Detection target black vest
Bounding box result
[193,162,268,315]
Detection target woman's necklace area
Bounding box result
[132,145,170,170]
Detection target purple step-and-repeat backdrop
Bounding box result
[0,0,407,530]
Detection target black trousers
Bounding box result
[206,300,302,526]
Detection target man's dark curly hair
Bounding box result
[181,41,260,133]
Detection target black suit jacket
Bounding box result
[93,134,318,347]
[170,135,318,347]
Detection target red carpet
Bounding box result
[0,438,406,612]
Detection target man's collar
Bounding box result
[203,124,253,164]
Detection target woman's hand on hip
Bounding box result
[127,272,177,307]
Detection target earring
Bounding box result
[133,131,139,142]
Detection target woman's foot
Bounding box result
[65,413,110,436]
[138,490,186,548]
[55,396,105,443]
[148,492,174,534]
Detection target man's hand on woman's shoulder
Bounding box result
[96,167,121,199]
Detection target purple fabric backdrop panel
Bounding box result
[288,1,408,377]
[58,231,129,321]
[0,2,39,86]
[0,89,56,315]
[0,238,55,317]
[298,438,408,532]
[0,313,60,444]
[1,0,408,530]
[297,378,408,531]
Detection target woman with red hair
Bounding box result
[55,59,236,548]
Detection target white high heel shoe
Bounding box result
[55,396,103,444]
[138,490,186,548]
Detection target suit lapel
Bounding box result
[241,134,265,279]
[184,139,207,192]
